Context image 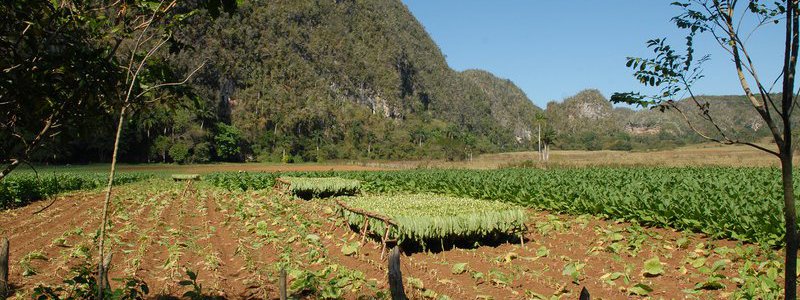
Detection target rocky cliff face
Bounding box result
[174,0,544,159]
[460,70,542,142]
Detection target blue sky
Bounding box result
[401,1,786,108]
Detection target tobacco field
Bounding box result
[0,167,795,299]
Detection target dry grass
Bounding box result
[365,143,790,169]
[31,144,787,175]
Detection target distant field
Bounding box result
[10,162,385,176]
[370,143,786,169]
[11,143,785,176]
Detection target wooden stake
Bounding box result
[279,268,287,300]
[0,237,9,299]
[180,180,194,199]
[380,224,391,260]
[360,217,370,244]
[387,246,407,300]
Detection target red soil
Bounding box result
[0,181,788,299]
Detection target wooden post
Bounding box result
[360,217,370,244]
[387,246,407,300]
[279,268,287,300]
[380,223,391,260]
[1,237,8,299]
[180,180,194,199]
[579,286,590,300]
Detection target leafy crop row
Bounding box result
[205,171,277,191]
[0,173,150,209]
[207,167,792,246]
[280,177,360,199]
[339,194,526,245]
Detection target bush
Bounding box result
[214,123,243,161]
[169,140,191,163]
[192,142,211,163]
[1,173,150,209]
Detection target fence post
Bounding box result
[1,237,8,299]
[279,268,287,300]
[388,246,406,300]
[579,286,590,300]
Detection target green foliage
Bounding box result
[339,194,527,245]
[1,0,212,166]
[0,173,150,209]
[168,141,192,164]
[20,0,543,165]
[642,257,665,277]
[32,263,149,300]
[451,263,468,275]
[561,261,586,284]
[288,264,368,299]
[178,269,222,300]
[150,136,171,163]
[627,283,653,296]
[280,177,361,199]
[192,142,212,163]
[209,167,797,246]
[205,172,278,191]
[213,123,242,161]
[340,242,359,256]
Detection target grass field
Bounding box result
[0,145,797,299]
[372,143,788,169]
[9,143,785,176]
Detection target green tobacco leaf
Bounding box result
[695,278,725,290]
[690,257,707,268]
[535,246,549,258]
[305,234,320,243]
[341,242,359,256]
[451,263,468,275]
[562,262,585,284]
[628,283,653,296]
[406,276,424,290]
[471,271,484,281]
[643,257,665,276]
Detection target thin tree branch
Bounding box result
[134,61,206,99]
[668,101,780,156]
[718,2,785,147]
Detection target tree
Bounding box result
[534,112,547,161]
[214,122,243,161]
[3,0,207,292]
[151,135,171,163]
[0,0,118,179]
[612,1,798,297]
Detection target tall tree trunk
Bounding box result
[781,151,797,299]
[782,2,799,298]
[97,105,127,298]
[538,124,541,161]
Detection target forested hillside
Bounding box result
[22,0,543,164]
[2,0,778,166]
[544,90,776,151]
